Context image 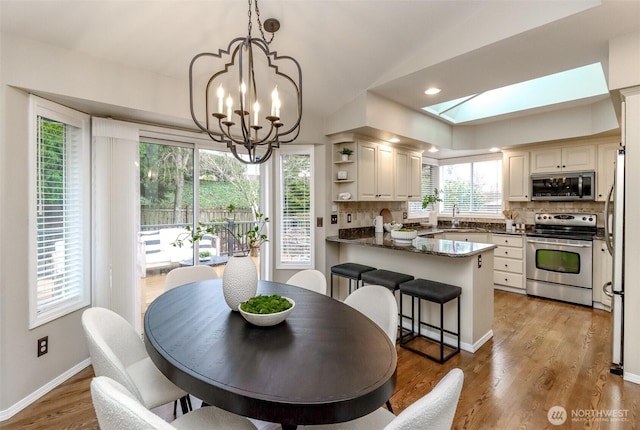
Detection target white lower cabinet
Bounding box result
[492,234,525,291]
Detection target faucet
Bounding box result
[452,204,460,228]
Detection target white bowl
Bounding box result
[239,297,295,327]
[391,229,418,241]
[383,223,403,232]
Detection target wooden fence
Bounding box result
[141,206,254,226]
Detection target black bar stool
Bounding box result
[399,278,461,363]
[361,269,415,340]
[330,263,376,297]
[361,269,414,293]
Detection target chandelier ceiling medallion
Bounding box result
[189,0,302,164]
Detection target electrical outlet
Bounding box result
[347,213,352,223]
[37,336,48,357]
[478,254,482,268]
[331,214,338,224]
[402,212,408,219]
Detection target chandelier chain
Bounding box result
[253,0,275,45]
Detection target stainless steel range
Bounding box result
[526,213,597,306]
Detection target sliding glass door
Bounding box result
[138,140,262,318]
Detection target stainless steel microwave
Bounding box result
[530,172,595,201]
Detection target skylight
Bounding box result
[422,63,609,124]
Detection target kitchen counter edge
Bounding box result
[326,234,496,258]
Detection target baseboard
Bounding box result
[494,285,526,295]
[623,370,640,385]
[0,358,91,422]
[400,321,493,353]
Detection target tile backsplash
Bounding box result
[336,199,607,230]
[336,201,408,229]
[507,200,606,227]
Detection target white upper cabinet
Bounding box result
[395,149,422,201]
[596,142,619,201]
[530,144,596,173]
[504,151,530,201]
[357,140,394,201]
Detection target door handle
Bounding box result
[603,281,613,298]
[604,183,614,256]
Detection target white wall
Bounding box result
[0,86,91,417]
[609,32,640,91]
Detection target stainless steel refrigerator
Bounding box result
[604,146,625,375]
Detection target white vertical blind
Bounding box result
[277,148,313,268]
[31,97,90,328]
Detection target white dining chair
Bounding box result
[91,376,258,430]
[164,265,218,291]
[286,269,327,295]
[300,368,464,430]
[344,285,398,412]
[344,285,398,342]
[82,307,190,415]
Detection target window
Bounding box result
[439,155,502,216]
[277,147,313,268]
[30,97,91,328]
[408,160,438,218]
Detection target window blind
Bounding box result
[279,151,312,266]
[31,98,90,328]
[408,162,436,216]
[439,158,503,215]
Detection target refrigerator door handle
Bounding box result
[604,183,614,255]
[603,281,614,298]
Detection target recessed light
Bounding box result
[489,147,501,152]
[424,87,441,95]
[389,137,400,143]
[428,146,439,153]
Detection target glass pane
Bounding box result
[536,249,580,274]
[280,153,312,265]
[139,143,194,277]
[440,159,502,214]
[36,117,85,314]
[198,149,261,262]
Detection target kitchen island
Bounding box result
[326,233,496,353]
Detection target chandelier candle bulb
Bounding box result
[217,85,224,114]
[240,81,247,110]
[253,101,260,126]
[226,95,233,122]
[271,86,279,117]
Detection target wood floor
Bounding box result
[3,290,640,429]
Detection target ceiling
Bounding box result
[2,0,639,157]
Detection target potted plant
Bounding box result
[339,147,353,161]
[422,188,443,209]
[243,212,269,257]
[172,210,269,312]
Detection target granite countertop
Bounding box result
[326,233,496,258]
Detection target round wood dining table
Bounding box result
[144,279,397,429]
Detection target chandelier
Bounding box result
[189,0,302,164]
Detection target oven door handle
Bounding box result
[526,239,592,248]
